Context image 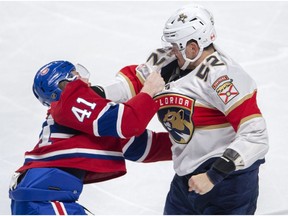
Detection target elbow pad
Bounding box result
[207,149,243,185]
[212,148,243,175]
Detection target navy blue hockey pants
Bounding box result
[9,168,86,215]
[164,167,260,215]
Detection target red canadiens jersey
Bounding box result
[104,49,269,176]
[51,80,159,138]
[17,80,172,184]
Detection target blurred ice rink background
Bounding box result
[1,1,288,214]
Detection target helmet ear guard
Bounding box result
[162,4,216,69]
[32,60,76,106]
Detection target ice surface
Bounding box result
[1,1,288,214]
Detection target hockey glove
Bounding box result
[136,48,176,80]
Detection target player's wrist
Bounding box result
[207,153,237,185]
[212,155,236,175]
[140,87,155,97]
[206,167,226,185]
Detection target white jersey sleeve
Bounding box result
[205,51,269,170]
[102,75,132,103]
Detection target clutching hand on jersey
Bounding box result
[136,48,176,80]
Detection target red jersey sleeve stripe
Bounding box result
[193,106,228,127]
[225,91,261,132]
[118,65,143,96]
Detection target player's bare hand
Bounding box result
[140,72,165,97]
[171,45,186,69]
[188,173,214,195]
[136,48,176,80]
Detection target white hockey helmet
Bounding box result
[162,4,216,67]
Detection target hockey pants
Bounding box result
[164,164,260,215]
[9,168,86,215]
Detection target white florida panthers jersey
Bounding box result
[103,49,269,176]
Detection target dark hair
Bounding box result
[58,80,69,90]
[186,39,214,51]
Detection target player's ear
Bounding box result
[58,80,69,90]
[188,41,199,54]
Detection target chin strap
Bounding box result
[180,47,204,70]
[180,60,191,71]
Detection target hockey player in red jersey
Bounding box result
[9,60,172,215]
[100,4,269,215]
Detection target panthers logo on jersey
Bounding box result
[154,92,195,144]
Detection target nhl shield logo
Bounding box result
[154,93,195,144]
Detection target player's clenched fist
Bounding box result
[188,173,214,195]
[140,72,165,97]
[136,48,176,80]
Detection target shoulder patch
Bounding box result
[213,76,239,104]
[212,75,229,90]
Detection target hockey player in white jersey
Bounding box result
[101,4,269,215]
